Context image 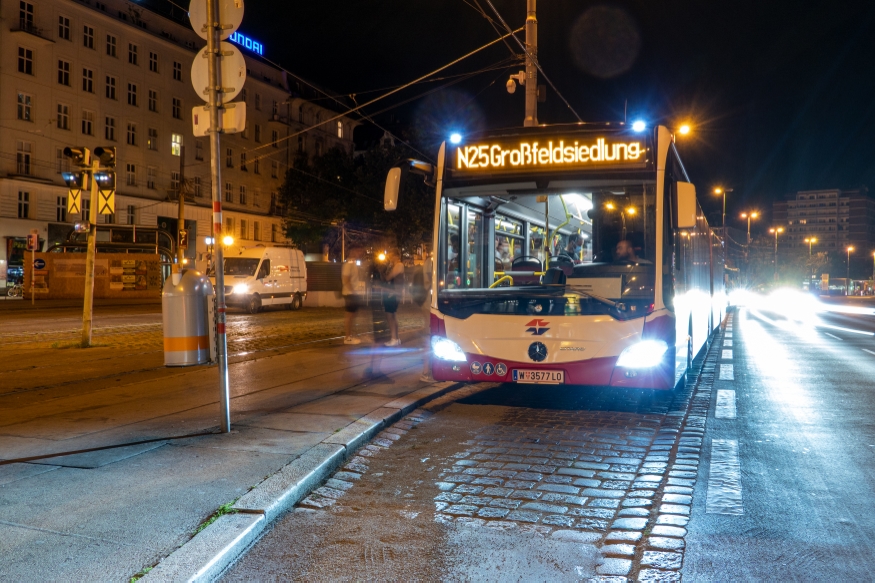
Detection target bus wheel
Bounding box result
[290,293,303,311]
[247,294,262,314]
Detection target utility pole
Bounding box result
[177,146,186,267]
[82,155,100,346]
[524,0,538,127]
[206,0,230,432]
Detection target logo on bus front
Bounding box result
[525,319,550,335]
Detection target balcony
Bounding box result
[11,19,54,43]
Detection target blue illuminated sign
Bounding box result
[229,32,264,56]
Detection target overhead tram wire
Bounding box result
[468,0,520,58]
[483,0,583,123]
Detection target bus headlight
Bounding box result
[232,283,249,294]
[431,336,467,361]
[616,340,668,368]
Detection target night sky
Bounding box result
[235,0,875,231]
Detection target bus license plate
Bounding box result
[512,370,564,384]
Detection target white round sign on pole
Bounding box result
[188,0,244,41]
[191,42,247,102]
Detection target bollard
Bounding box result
[162,269,214,366]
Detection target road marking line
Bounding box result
[819,324,874,336]
[863,349,875,356]
[715,389,737,419]
[724,340,733,347]
[719,364,734,380]
[721,349,733,360]
[824,332,842,340]
[725,332,733,338]
[707,439,743,515]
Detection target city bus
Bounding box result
[385,124,725,390]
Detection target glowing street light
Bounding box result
[740,211,759,245]
[714,187,733,230]
[847,245,855,295]
[804,237,817,255]
[222,235,235,247]
[678,124,691,135]
[769,227,784,282]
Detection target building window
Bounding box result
[126,122,137,146]
[147,166,156,189]
[57,60,71,86]
[149,51,158,72]
[83,25,94,49]
[82,110,94,135]
[240,152,247,171]
[172,97,181,119]
[194,176,202,197]
[225,217,233,235]
[18,191,30,218]
[171,133,183,156]
[18,47,33,75]
[128,43,138,65]
[272,130,279,148]
[271,160,278,178]
[106,34,117,57]
[226,148,233,168]
[255,94,261,110]
[254,158,260,175]
[171,171,180,192]
[17,93,32,121]
[127,205,137,225]
[57,196,67,222]
[82,198,90,218]
[105,116,116,141]
[272,100,278,116]
[297,135,304,152]
[83,68,94,92]
[254,221,260,241]
[272,223,279,243]
[299,105,303,122]
[148,89,158,112]
[20,2,34,25]
[127,83,138,106]
[106,75,117,99]
[57,103,70,130]
[337,121,343,138]
[148,128,158,150]
[224,182,232,202]
[173,61,182,81]
[239,219,247,239]
[58,16,70,40]
[255,124,261,143]
[195,140,203,160]
[17,141,32,174]
[126,163,137,186]
[239,185,247,205]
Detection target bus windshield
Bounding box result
[439,179,657,315]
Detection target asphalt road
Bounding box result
[683,301,875,580]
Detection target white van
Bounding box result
[214,246,307,313]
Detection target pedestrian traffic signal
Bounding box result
[63,146,91,166]
[94,146,117,168]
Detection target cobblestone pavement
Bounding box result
[224,337,720,581]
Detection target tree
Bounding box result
[279,142,434,259]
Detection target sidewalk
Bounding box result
[0,328,455,582]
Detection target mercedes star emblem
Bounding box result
[528,341,547,362]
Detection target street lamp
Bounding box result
[222,235,234,247]
[740,211,758,245]
[804,237,817,255]
[678,124,691,136]
[846,246,854,295]
[714,187,734,230]
[769,227,784,282]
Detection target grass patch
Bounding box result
[194,498,239,535]
[129,566,152,582]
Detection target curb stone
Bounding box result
[143,380,463,582]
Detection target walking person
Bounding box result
[341,246,365,344]
[381,248,405,346]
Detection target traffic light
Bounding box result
[63,146,91,166]
[62,171,86,215]
[94,146,116,167]
[94,171,116,215]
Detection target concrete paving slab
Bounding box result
[27,441,168,468]
[237,411,356,433]
[143,513,265,583]
[0,435,59,460]
[289,393,395,417]
[233,443,346,522]
[173,426,331,456]
[0,463,60,486]
[320,407,403,451]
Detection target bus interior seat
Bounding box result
[541,268,566,285]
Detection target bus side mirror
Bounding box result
[676,181,697,229]
[384,167,402,211]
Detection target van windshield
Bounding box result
[223,258,260,276]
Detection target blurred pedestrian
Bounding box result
[341,246,365,344]
[380,248,405,346]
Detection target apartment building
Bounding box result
[773,188,875,254]
[2,0,356,282]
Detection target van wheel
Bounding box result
[247,294,262,314]
[290,293,303,311]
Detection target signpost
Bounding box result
[188,0,247,433]
[27,229,38,305]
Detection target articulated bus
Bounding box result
[386,124,725,390]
